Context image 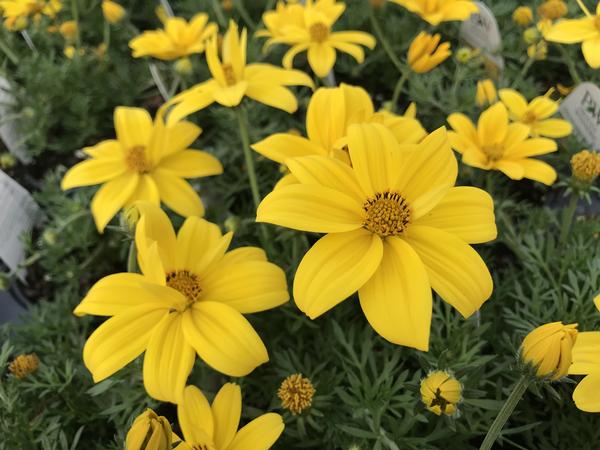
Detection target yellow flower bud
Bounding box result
[420,370,462,416]
[476,79,497,107]
[527,41,548,60]
[455,47,473,63]
[222,0,234,11]
[174,57,193,75]
[278,373,316,415]
[571,150,600,183]
[512,6,533,26]
[408,32,452,74]
[0,152,16,169]
[8,354,40,379]
[538,0,567,21]
[370,0,385,8]
[155,5,168,24]
[523,27,540,44]
[556,83,573,96]
[64,45,85,59]
[224,215,240,233]
[59,20,78,42]
[125,409,172,450]
[521,322,578,380]
[102,0,126,24]
[121,205,141,232]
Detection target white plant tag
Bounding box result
[559,82,600,150]
[0,170,40,276]
[0,77,30,164]
[460,2,502,53]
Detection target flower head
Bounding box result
[278,374,316,415]
[130,13,216,60]
[475,79,497,107]
[521,322,578,380]
[408,32,451,73]
[538,0,568,21]
[102,0,125,24]
[166,21,313,123]
[420,370,462,415]
[545,2,600,68]
[571,150,600,183]
[389,0,478,25]
[0,0,61,29]
[513,6,533,26]
[527,40,548,60]
[258,0,376,77]
[448,102,558,185]
[126,409,172,450]
[257,124,495,351]
[58,20,77,41]
[8,353,39,379]
[174,383,284,450]
[74,203,289,402]
[61,107,223,232]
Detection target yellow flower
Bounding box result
[58,20,77,41]
[0,0,61,28]
[174,383,284,450]
[252,83,426,174]
[174,57,193,75]
[166,21,313,123]
[571,150,600,183]
[102,0,125,24]
[475,79,497,107]
[523,26,540,44]
[130,13,217,60]
[521,322,578,380]
[498,88,572,138]
[455,46,473,63]
[420,371,462,415]
[257,124,495,351]
[527,40,548,60]
[61,107,223,232]
[258,0,376,78]
[407,32,451,73]
[389,0,478,25]
[8,353,40,379]
[74,203,289,402]
[538,0,568,21]
[545,1,600,68]
[278,374,316,415]
[126,409,172,450]
[448,103,558,185]
[512,6,533,26]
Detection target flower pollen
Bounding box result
[278,373,315,415]
[125,145,151,172]
[309,22,329,43]
[482,143,505,162]
[363,191,411,236]
[221,63,237,86]
[166,270,202,306]
[571,150,600,183]
[521,111,537,124]
[595,14,600,31]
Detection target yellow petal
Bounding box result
[135,202,178,272]
[358,237,432,350]
[127,174,160,206]
[282,43,310,69]
[176,216,232,274]
[61,158,126,190]
[330,31,376,48]
[182,301,268,376]
[404,225,493,318]
[330,41,365,63]
[211,383,242,450]
[294,228,383,319]
[517,159,557,185]
[570,331,600,375]
[83,139,122,158]
[545,18,598,43]
[244,64,314,87]
[178,385,215,443]
[413,187,497,244]
[251,133,327,164]
[582,37,600,68]
[505,138,557,159]
[245,82,299,113]
[212,246,266,264]
[478,102,508,145]
[498,89,529,119]
[91,172,140,232]
[256,184,364,233]
[306,85,348,151]
[212,81,248,108]
[307,43,336,78]
[143,313,195,403]
[495,160,526,180]
[227,413,284,450]
[114,107,153,149]
[159,150,223,178]
[82,304,168,382]
[167,85,217,125]
[573,373,600,412]
[152,168,205,217]
[531,119,572,138]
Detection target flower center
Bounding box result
[595,14,600,31]
[278,374,316,415]
[166,270,201,306]
[221,63,237,86]
[125,145,151,172]
[363,191,411,237]
[309,22,329,43]
[522,110,537,124]
[482,143,504,162]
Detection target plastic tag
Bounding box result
[0,77,31,164]
[559,82,600,150]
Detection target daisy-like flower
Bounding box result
[252,83,426,170]
[74,203,289,403]
[545,1,600,68]
[407,32,451,73]
[166,21,313,125]
[389,0,478,26]
[258,0,376,78]
[61,107,223,232]
[0,0,61,29]
[174,383,284,450]
[257,124,495,351]
[498,88,572,138]
[448,102,558,185]
[129,13,217,60]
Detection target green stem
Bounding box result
[479,375,531,450]
[510,57,533,88]
[0,36,18,65]
[102,19,111,53]
[321,73,336,87]
[70,0,82,49]
[127,240,137,273]
[369,6,404,74]
[391,72,409,112]
[234,106,273,255]
[559,191,579,245]
[210,0,228,28]
[558,45,583,85]
[233,0,256,30]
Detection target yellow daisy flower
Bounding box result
[174,383,284,450]
[448,103,558,185]
[475,79,497,107]
[407,32,451,73]
[498,88,572,138]
[257,124,495,351]
[61,107,223,232]
[389,0,478,25]
[74,203,289,403]
[420,371,462,416]
[252,83,426,170]
[129,13,217,60]
[545,1,600,68]
[0,0,61,28]
[166,21,313,124]
[259,0,376,78]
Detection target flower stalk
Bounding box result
[369,6,404,74]
[559,191,579,245]
[391,72,409,112]
[70,0,82,50]
[0,37,19,64]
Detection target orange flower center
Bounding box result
[595,14,600,31]
[522,111,537,124]
[221,63,237,86]
[309,22,329,43]
[166,270,201,306]
[482,143,505,162]
[125,145,151,172]
[363,191,411,236]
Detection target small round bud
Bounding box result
[527,41,548,60]
[42,230,58,246]
[8,353,40,379]
[420,370,462,416]
[538,0,567,20]
[521,322,578,380]
[125,409,172,450]
[571,150,600,184]
[102,0,126,24]
[512,7,533,26]
[278,373,316,415]
[121,205,141,232]
[174,57,193,76]
[224,215,240,233]
[523,27,540,44]
[455,47,473,63]
[0,153,16,169]
[222,0,234,11]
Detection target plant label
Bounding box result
[559,82,600,150]
[0,77,31,164]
